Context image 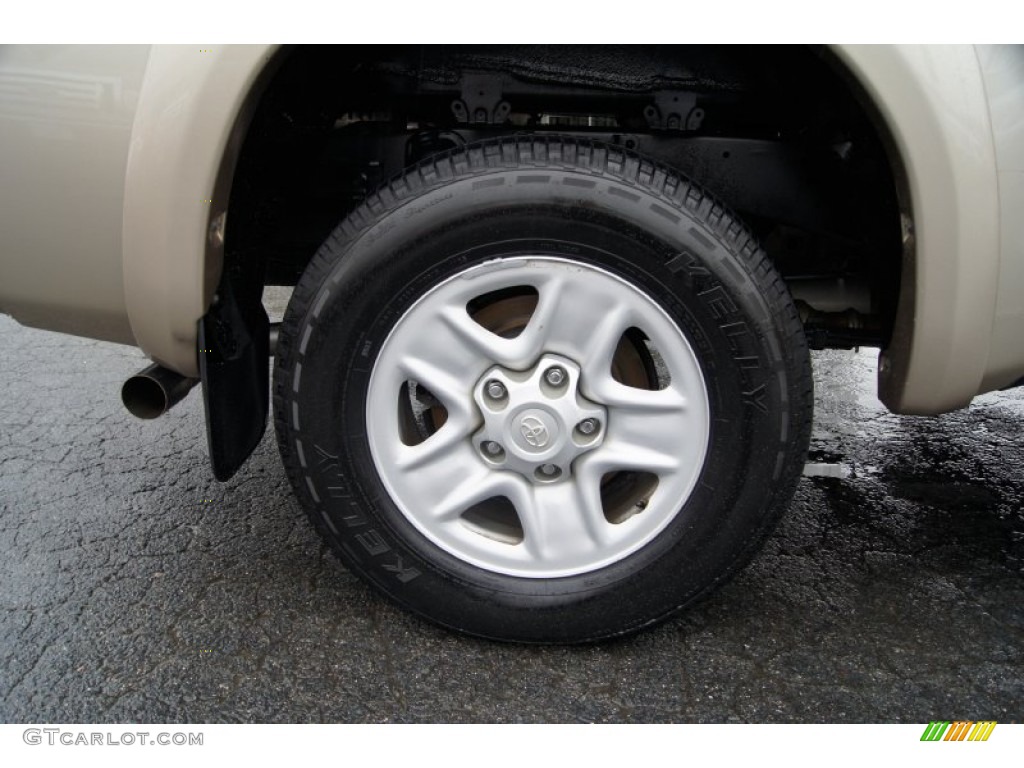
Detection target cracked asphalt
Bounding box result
[1,304,1022,723]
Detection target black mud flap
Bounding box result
[198,279,269,482]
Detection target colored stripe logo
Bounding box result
[920,721,997,741]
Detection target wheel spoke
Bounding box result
[589,377,688,412]
[430,470,525,523]
[393,420,472,472]
[521,275,632,366]
[593,385,696,475]
[391,441,501,522]
[511,478,609,564]
[436,305,519,367]
[388,306,492,394]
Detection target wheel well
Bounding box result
[226,44,903,349]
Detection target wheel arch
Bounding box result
[828,45,1000,413]
[122,44,283,377]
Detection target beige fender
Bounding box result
[832,45,1001,414]
[122,44,279,377]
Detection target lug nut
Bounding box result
[577,418,599,435]
[482,441,504,456]
[544,367,566,386]
[485,380,506,399]
[535,464,562,482]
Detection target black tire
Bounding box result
[273,136,812,643]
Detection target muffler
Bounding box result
[122,363,199,419]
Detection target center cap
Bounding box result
[513,409,560,453]
[472,354,606,483]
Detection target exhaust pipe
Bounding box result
[124,320,278,420]
[122,363,199,419]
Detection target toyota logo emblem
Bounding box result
[519,416,549,448]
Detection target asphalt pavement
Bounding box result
[1,305,1022,723]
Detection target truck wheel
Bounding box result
[273,136,812,642]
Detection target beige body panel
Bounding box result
[0,43,277,375]
[976,45,1024,393]
[2,45,1024,409]
[122,44,278,376]
[833,45,1003,414]
[0,45,149,344]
